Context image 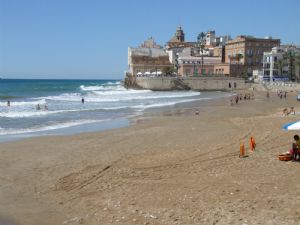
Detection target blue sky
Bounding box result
[0,0,299,79]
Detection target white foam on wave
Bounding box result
[0,111,53,118]
[132,98,211,110]
[40,93,81,101]
[0,99,46,107]
[0,119,108,135]
[36,88,200,104]
[80,82,123,91]
[0,105,130,118]
[91,89,151,96]
[80,85,103,91]
[90,90,200,101]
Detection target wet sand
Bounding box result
[1,90,300,225]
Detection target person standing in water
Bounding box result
[7,100,10,107]
[81,97,85,104]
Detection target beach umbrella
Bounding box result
[283,121,300,130]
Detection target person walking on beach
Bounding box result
[81,97,85,104]
[235,95,239,104]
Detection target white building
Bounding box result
[263,45,300,82]
[263,47,288,81]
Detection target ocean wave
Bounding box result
[0,119,108,135]
[39,93,82,101]
[36,89,200,103]
[80,82,123,91]
[90,90,200,101]
[91,89,151,96]
[80,85,104,91]
[0,99,46,107]
[132,98,211,109]
[0,106,130,118]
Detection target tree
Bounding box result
[295,54,300,82]
[283,51,296,81]
[162,66,175,76]
[274,58,286,76]
[197,32,206,75]
[236,53,244,77]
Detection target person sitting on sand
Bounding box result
[283,108,288,116]
[291,135,300,161]
[289,107,295,115]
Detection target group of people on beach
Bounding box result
[277,90,288,99]
[283,107,296,116]
[230,93,254,105]
[5,97,86,111]
[36,104,48,111]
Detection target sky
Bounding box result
[0,0,299,79]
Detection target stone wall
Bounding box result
[133,77,249,91]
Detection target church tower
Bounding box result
[175,26,185,42]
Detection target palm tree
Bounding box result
[283,51,296,81]
[197,32,206,75]
[162,66,175,76]
[295,54,300,82]
[275,59,286,76]
[236,53,244,77]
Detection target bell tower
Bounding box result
[175,26,185,42]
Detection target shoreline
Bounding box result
[1,89,300,225]
[0,91,231,144]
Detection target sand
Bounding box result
[1,89,300,225]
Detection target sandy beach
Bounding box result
[1,89,300,225]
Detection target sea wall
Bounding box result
[132,77,249,91]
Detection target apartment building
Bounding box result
[225,35,280,76]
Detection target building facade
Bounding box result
[262,47,287,81]
[128,38,171,76]
[263,45,300,81]
[225,35,280,76]
[178,55,222,76]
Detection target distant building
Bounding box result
[128,38,171,76]
[165,26,193,64]
[177,47,222,76]
[252,69,264,82]
[139,37,162,49]
[225,35,280,76]
[204,31,231,47]
[205,31,216,46]
[262,47,287,81]
[263,45,300,81]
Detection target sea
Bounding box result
[0,79,231,142]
